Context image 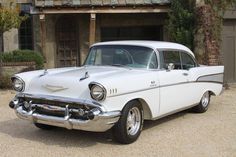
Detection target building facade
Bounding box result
[1,0,236,83]
[31,0,170,68]
[0,0,33,52]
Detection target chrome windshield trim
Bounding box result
[16,93,105,111]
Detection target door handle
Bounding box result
[182,73,189,76]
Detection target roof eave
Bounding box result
[31,5,170,14]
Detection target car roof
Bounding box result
[92,40,195,57]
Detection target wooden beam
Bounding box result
[39,14,46,62]
[31,6,170,14]
[16,0,32,3]
[89,13,96,46]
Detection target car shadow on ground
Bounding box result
[0,118,115,147]
[0,110,190,147]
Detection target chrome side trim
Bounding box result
[108,86,159,98]
[196,81,223,84]
[108,80,223,98]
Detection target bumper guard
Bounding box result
[10,93,121,132]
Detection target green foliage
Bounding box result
[205,0,236,14]
[0,50,44,69]
[0,74,11,89]
[0,8,26,33]
[0,1,29,88]
[204,0,236,43]
[167,0,195,50]
[0,2,27,33]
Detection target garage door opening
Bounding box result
[221,20,236,83]
[101,26,163,42]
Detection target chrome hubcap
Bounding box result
[126,107,141,136]
[201,92,210,108]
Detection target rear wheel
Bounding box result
[113,101,143,144]
[34,123,56,130]
[193,91,210,113]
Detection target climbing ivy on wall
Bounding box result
[204,0,236,47]
[168,0,236,65]
[205,0,236,13]
[167,0,195,50]
[194,0,236,65]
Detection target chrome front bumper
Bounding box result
[10,93,121,132]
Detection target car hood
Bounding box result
[18,66,158,102]
[46,66,126,79]
[21,66,136,98]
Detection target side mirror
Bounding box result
[167,63,175,71]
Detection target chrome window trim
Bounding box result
[179,51,198,69]
[84,45,160,70]
[158,49,199,70]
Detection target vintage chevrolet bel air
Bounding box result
[9,41,224,144]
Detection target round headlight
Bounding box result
[90,83,106,101]
[12,77,24,92]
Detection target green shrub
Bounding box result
[0,74,12,89]
[166,0,195,50]
[0,49,44,69]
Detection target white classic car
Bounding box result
[9,41,224,144]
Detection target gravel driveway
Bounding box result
[0,88,235,157]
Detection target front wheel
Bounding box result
[193,91,211,113]
[112,101,143,144]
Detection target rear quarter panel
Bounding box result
[187,66,224,104]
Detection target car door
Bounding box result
[158,50,192,115]
[180,51,200,107]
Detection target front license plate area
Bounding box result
[35,104,65,117]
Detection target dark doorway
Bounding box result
[101,26,163,41]
[56,16,79,67]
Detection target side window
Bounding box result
[181,52,196,70]
[162,51,181,69]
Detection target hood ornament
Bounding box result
[39,69,48,77]
[80,71,90,81]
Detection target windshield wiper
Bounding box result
[112,64,126,67]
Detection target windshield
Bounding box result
[84,45,158,69]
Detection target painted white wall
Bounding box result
[3,28,19,52]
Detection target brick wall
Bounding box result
[194,5,221,66]
[1,62,36,76]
